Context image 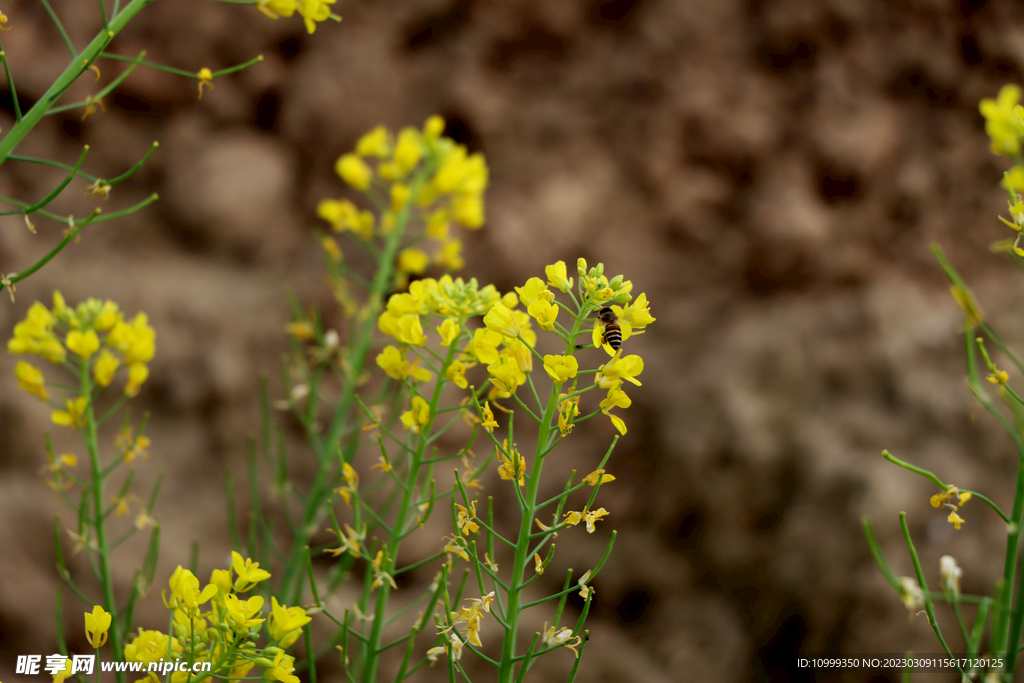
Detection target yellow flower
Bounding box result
[223,593,266,632]
[196,67,213,99]
[165,566,217,617]
[527,299,558,331]
[376,345,430,382]
[85,605,112,648]
[583,469,615,486]
[257,0,298,19]
[515,277,553,307]
[436,318,460,346]
[947,510,965,529]
[297,0,337,34]
[622,292,655,327]
[426,208,450,240]
[480,401,498,432]
[125,363,149,397]
[436,238,465,270]
[497,440,525,485]
[210,568,232,595]
[557,394,579,436]
[484,302,521,339]
[447,359,469,389]
[335,154,372,191]
[321,235,343,261]
[400,396,431,433]
[543,354,578,384]
[455,501,479,535]
[52,397,88,428]
[397,314,428,346]
[269,597,312,648]
[424,115,445,140]
[487,354,525,395]
[261,651,300,683]
[50,658,73,683]
[232,551,272,592]
[597,354,644,388]
[980,85,1024,157]
[15,360,48,401]
[564,508,609,533]
[371,549,398,590]
[467,328,501,365]
[394,127,424,175]
[95,301,121,331]
[317,198,374,239]
[355,125,391,158]
[66,329,100,360]
[124,629,181,666]
[545,261,572,292]
[534,553,545,575]
[451,193,484,228]
[398,247,430,275]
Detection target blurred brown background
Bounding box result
[4,0,1024,681]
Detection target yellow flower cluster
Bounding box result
[257,0,339,34]
[122,552,310,682]
[8,293,156,422]
[980,85,1024,160]
[318,117,488,276]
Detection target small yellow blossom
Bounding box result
[528,299,558,331]
[543,354,578,384]
[52,397,88,428]
[564,507,609,533]
[335,154,372,191]
[196,67,213,99]
[436,318,460,346]
[487,354,526,395]
[268,597,312,648]
[257,0,298,20]
[515,277,554,307]
[497,440,525,486]
[85,605,112,648]
[583,469,616,486]
[545,261,573,292]
[232,551,272,592]
[456,501,479,535]
[980,85,1024,157]
[988,369,1010,385]
[398,247,429,274]
[15,360,48,401]
[534,553,544,575]
[483,302,521,339]
[447,359,469,389]
[480,401,498,432]
[355,125,391,158]
[371,549,398,590]
[558,394,579,436]
[400,396,431,433]
[66,329,100,359]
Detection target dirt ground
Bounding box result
[4,0,1024,681]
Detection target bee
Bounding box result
[598,306,622,351]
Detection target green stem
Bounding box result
[0,0,154,166]
[361,338,461,683]
[498,308,586,683]
[82,360,125,683]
